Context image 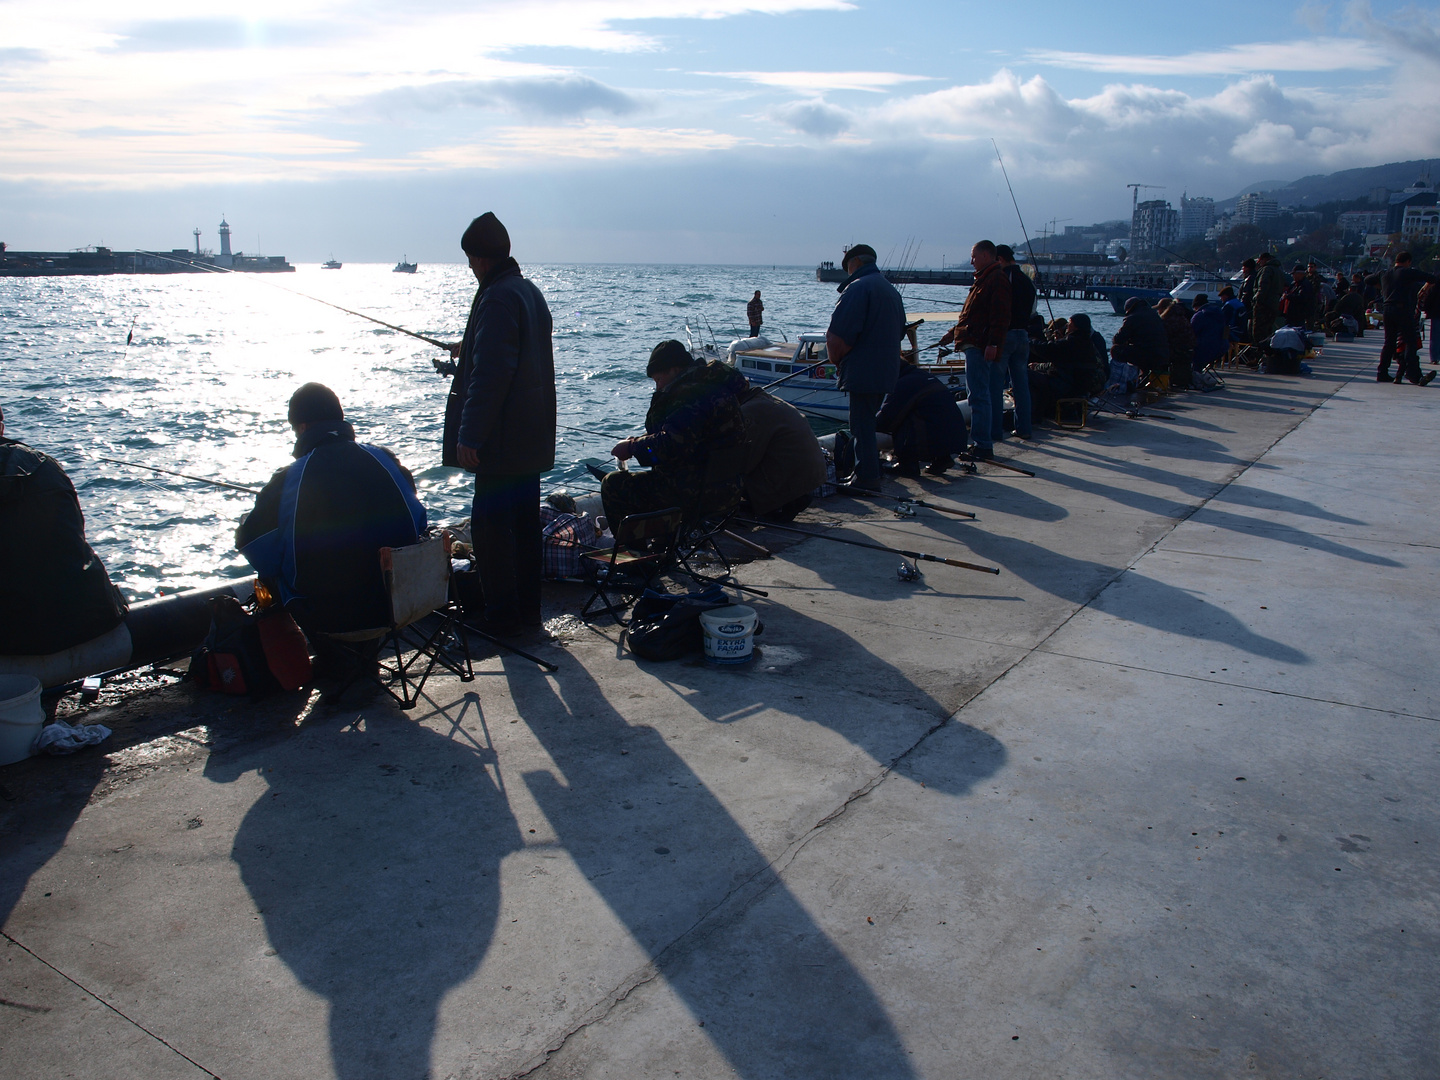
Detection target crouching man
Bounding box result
[603,340,748,529]
[236,383,427,635]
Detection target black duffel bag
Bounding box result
[624,585,731,661]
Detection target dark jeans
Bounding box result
[998,329,1032,438]
[1380,308,1421,380]
[471,473,542,625]
[848,391,885,486]
[749,323,762,338]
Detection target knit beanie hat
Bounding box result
[646,339,695,377]
[461,212,511,259]
[288,382,343,425]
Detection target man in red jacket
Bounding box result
[937,241,1010,459]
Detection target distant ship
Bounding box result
[322,257,342,270]
[393,257,417,274]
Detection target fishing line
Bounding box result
[134,250,455,351]
[991,140,1055,321]
[97,457,262,494]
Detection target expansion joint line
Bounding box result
[1,929,222,1079]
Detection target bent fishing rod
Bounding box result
[136,251,455,351]
[733,516,1000,576]
[992,140,1055,322]
[99,457,262,495]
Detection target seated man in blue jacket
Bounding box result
[236,383,427,635]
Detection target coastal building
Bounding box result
[1337,210,1389,236]
[1384,176,1437,234]
[1179,195,1215,240]
[1235,192,1279,225]
[1130,199,1178,259]
[1400,204,1440,245]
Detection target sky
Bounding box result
[1,0,1438,263]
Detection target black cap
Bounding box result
[995,244,1015,261]
[646,339,695,377]
[288,382,343,426]
[461,212,511,259]
[843,244,877,267]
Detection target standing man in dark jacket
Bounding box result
[238,384,427,635]
[1368,251,1437,384]
[995,245,1036,440]
[825,244,905,489]
[441,212,556,633]
[747,291,764,338]
[936,240,1010,460]
[1251,252,1283,343]
[0,404,127,656]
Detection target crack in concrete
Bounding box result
[1,930,221,1079]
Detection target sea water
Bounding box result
[0,263,1121,602]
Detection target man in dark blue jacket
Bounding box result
[440,213,557,633]
[237,384,427,635]
[825,244,906,490]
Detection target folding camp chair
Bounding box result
[324,532,473,709]
[580,506,685,625]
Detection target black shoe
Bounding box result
[967,445,994,462]
[838,473,882,493]
[883,460,923,478]
[924,457,953,476]
[1377,372,1392,382]
[1422,371,1437,386]
[1395,374,1406,384]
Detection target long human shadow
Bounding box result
[205,696,523,1080]
[943,526,1309,664]
[1018,452,1398,568]
[507,640,1003,1076]
[0,684,312,938]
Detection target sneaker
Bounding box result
[838,473,882,493]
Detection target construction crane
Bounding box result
[1038,217,1072,253]
[1128,183,1164,214]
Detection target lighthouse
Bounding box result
[218,218,233,267]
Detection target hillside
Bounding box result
[1219,158,1440,210]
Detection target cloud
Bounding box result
[110,18,334,52]
[703,70,928,92]
[367,76,641,119]
[414,122,741,167]
[770,100,853,137]
[1027,38,1390,75]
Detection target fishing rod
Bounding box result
[98,457,262,495]
[733,516,999,576]
[836,485,978,519]
[992,140,1055,321]
[137,251,455,351]
[963,452,1035,477]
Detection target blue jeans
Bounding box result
[997,329,1032,439]
[848,391,885,486]
[964,348,999,451]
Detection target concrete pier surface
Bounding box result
[3,338,1436,1079]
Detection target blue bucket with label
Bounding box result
[700,605,757,665]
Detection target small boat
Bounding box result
[1096,285,1173,314]
[1168,273,1232,305]
[322,257,342,270]
[724,329,1003,427]
[393,257,418,274]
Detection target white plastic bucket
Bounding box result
[0,674,44,766]
[700,605,757,665]
[1308,331,1325,349]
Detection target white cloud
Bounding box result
[1027,38,1390,76]
[770,100,854,137]
[704,70,930,92]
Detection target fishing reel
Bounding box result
[892,500,917,519]
[897,558,921,583]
